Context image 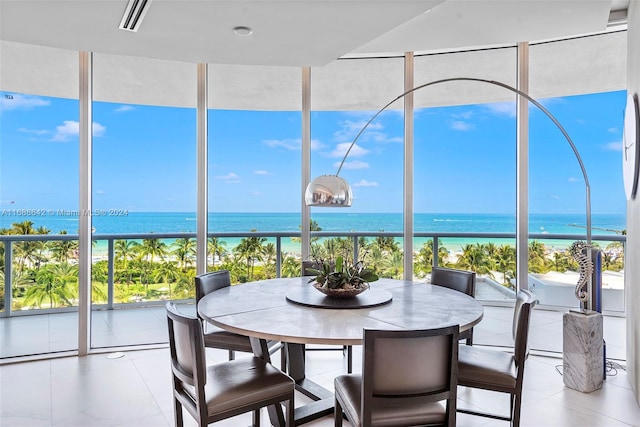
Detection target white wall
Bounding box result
[626,0,640,405]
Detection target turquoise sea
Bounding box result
[1,212,626,256]
[1,212,626,235]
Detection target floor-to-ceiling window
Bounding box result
[310,57,405,279]
[208,65,301,281]
[529,31,627,317]
[413,47,518,303]
[0,42,79,358]
[91,53,196,348]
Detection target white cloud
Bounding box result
[51,121,79,141]
[93,122,106,137]
[264,138,300,150]
[214,172,240,183]
[550,195,561,200]
[329,142,369,158]
[353,179,378,187]
[450,120,475,131]
[336,160,369,170]
[0,93,50,111]
[253,170,270,175]
[115,105,135,113]
[51,120,106,141]
[485,102,517,118]
[607,127,619,133]
[604,141,622,151]
[263,138,324,151]
[251,191,261,196]
[568,177,580,183]
[95,190,105,195]
[452,110,474,120]
[333,120,383,142]
[18,128,49,136]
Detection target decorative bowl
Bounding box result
[312,282,369,298]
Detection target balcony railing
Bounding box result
[0,231,626,317]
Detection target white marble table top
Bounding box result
[197,277,484,346]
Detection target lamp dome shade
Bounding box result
[305,175,353,207]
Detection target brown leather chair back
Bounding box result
[430,266,476,297]
[195,270,231,307]
[513,289,537,366]
[360,326,459,426]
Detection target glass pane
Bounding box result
[414,47,518,303]
[92,54,196,348]
[526,91,626,311]
[208,65,302,283]
[311,57,405,280]
[1,88,80,357]
[530,32,627,313]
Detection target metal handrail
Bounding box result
[1,230,626,318]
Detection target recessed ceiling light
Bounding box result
[233,26,253,36]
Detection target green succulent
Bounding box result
[307,255,378,289]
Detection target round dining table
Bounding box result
[197,276,484,426]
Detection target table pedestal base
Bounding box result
[252,339,335,426]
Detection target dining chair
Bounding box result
[301,260,353,373]
[457,289,538,427]
[430,266,476,345]
[165,302,295,427]
[195,270,286,371]
[334,325,459,427]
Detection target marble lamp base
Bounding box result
[563,309,604,393]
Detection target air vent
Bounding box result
[119,0,152,32]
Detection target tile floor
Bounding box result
[1,343,639,426]
[0,304,636,426]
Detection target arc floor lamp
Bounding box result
[304,77,594,305]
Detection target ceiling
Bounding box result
[0,0,629,67]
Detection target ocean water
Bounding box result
[1,212,626,256]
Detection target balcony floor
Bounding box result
[0,303,627,360]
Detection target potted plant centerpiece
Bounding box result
[306,255,378,298]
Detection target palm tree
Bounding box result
[173,269,196,298]
[207,237,227,268]
[234,235,266,280]
[528,240,549,273]
[153,261,181,298]
[50,231,78,263]
[261,242,277,278]
[363,245,385,276]
[11,220,37,273]
[172,237,196,269]
[281,254,301,277]
[494,244,516,286]
[375,234,400,253]
[414,240,449,276]
[115,240,138,284]
[24,263,77,308]
[456,243,493,276]
[140,238,168,264]
[381,251,403,279]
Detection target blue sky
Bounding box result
[0,90,627,215]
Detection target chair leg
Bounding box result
[512,392,521,427]
[281,343,287,372]
[346,346,353,374]
[252,409,261,427]
[334,398,343,427]
[286,395,295,427]
[173,398,184,427]
[466,329,474,346]
[228,349,235,360]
